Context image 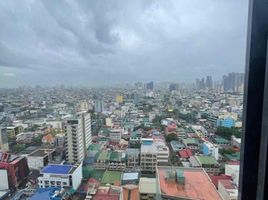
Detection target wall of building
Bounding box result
[71,163,82,189]
[0,169,9,190]
[28,156,45,170]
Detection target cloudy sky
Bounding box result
[0,0,248,87]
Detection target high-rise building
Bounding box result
[222,72,244,92]
[0,128,9,152]
[94,100,104,113]
[169,83,179,91]
[196,78,201,90]
[205,76,213,89]
[146,81,154,90]
[64,112,92,164]
[196,76,213,90]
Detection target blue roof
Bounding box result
[41,165,73,174]
[30,187,61,200]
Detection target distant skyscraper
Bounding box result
[169,83,179,91]
[196,78,201,90]
[64,112,92,163]
[222,73,244,92]
[94,100,104,113]
[0,128,9,152]
[205,76,213,89]
[146,81,154,90]
[133,93,140,104]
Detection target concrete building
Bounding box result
[27,148,56,170]
[225,164,240,186]
[46,120,63,130]
[156,167,222,200]
[182,138,199,151]
[0,128,9,152]
[109,128,122,142]
[64,112,92,163]
[218,179,238,200]
[105,118,113,127]
[217,117,236,128]
[231,136,241,148]
[195,155,220,174]
[116,95,124,104]
[38,163,82,190]
[139,178,156,200]
[121,172,139,185]
[140,139,157,172]
[0,152,29,189]
[55,134,65,147]
[0,169,8,190]
[203,141,219,160]
[191,125,208,138]
[126,148,139,169]
[155,142,169,165]
[94,100,104,113]
[129,131,141,148]
[6,126,22,138]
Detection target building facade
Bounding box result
[0,128,9,152]
[64,112,92,163]
[38,163,82,190]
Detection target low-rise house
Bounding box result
[27,148,56,170]
[38,163,82,189]
[182,138,199,151]
[218,179,238,200]
[42,134,55,145]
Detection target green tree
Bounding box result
[165,133,178,142]
[216,127,241,140]
[32,135,43,145]
[219,148,236,155]
[12,144,25,153]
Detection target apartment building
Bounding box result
[126,148,139,169]
[64,112,92,163]
[155,142,169,165]
[140,139,157,172]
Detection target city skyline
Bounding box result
[0,0,247,87]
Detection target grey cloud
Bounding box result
[0,0,248,86]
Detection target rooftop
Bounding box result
[110,151,121,162]
[140,143,157,154]
[98,151,111,161]
[196,155,219,165]
[28,148,55,157]
[122,172,139,181]
[41,164,73,174]
[182,138,199,144]
[219,179,236,189]
[139,178,156,194]
[101,170,122,185]
[122,185,139,200]
[213,136,229,144]
[157,167,222,200]
[126,148,139,156]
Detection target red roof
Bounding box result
[208,174,232,188]
[219,179,236,189]
[227,161,240,165]
[93,195,119,200]
[178,149,192,158]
